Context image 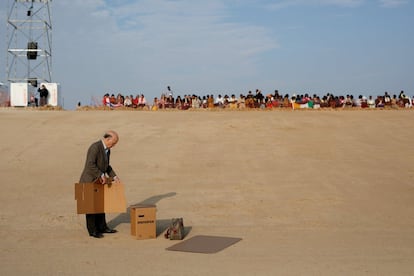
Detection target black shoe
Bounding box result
[101,227,117,234]
[89,232,104,238]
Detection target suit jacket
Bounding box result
[79,140,116,183]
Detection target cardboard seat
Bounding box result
[130,204,156,240]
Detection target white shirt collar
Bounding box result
[101,140,108,151]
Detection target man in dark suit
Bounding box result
[79,130,120,238]
[37,84,49,106]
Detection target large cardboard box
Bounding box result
[130,204,156,239]
[75,182,127,214]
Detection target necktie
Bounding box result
[106,149,110,161]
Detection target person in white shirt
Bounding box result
[215,94,224,107]
[124,95,132,107]
[367,96,375,108]
[138,94,147,108]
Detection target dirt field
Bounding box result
[1,109,413,275]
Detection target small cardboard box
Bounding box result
[74,182,127,214]
[130,204,156,239]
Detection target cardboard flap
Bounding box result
[74,183,83,200]
[103,182,127,213]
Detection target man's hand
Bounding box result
[113,175,121,183]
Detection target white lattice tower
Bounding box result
[6,0,52,88]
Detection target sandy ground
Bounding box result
[0,109,414,276]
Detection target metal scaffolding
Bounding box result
[6,0,53,87]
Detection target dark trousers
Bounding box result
[40,96,47,106]
[86,213,107,234]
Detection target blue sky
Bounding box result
[0,0,413,109]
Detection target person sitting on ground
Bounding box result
[283,94,290,108]
[238,94,246,109]
[246,92,255,108]
[343,95,353,108]
[398,91,410,108]
[124,95,132,107]
[166,94,174,108]
[270,95,280,108]
[215,94,224,107]
[159,94,166,109]
[307,96,314,109]
[312,96,321,109]
[29,93,38,107]
[360,96,368,108]
[375,96,385,108]
[201,96,207,108]
[265,96,273,109]
[109,94,116,105]
[102,93,111,107]
[131,94,138,108]
[384,92,391,106]
[191,95,201,109]
[355,95,363,108]
[175,95,182,109]
[208,95,215,108]
[391,95,398,108]
[223,94,230,108]
[109,93,123,108]
[117,94,124,106]
[138,94,146,108]
[182,95,191,110]
[367,96,375,108]
[152,97,159,111]
[228,94,238,109]
[255,89,264,108]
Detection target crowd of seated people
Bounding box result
[103,93,147,109]
[101,89,413,110]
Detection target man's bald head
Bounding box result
[103,130,119,148]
